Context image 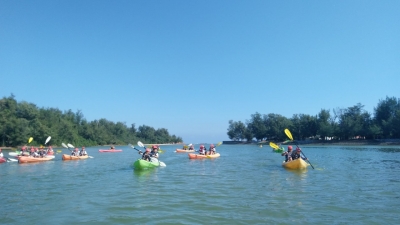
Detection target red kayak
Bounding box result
[98,149,123,152]
[0,157,6,163]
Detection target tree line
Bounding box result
[0,94,183,147]
[227,96,400,142]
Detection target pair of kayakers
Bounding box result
[197,144,216,155]
[138,145,159,162]
[282,146,307,162]
[71,147,87,156]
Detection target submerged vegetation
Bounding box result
[0,94,183,147]
[227,96,400,142]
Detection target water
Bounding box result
[1,144,400,224]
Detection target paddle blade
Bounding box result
[62,143,68,148]
[216,141,223,147]
[28,137,33,143]
[45,136,51,145]
[137,141,145,148]
[269,142,279,150]
[67,143,74,148]
[284,129,293,141]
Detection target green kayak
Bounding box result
[133,158,166,169]
[273,147,285,153]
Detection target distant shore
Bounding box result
[226,139,400,146]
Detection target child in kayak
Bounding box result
[188,144,194,150]
[207,144,216,155]
[139,148,151,161]
[281,146,293,162]
[150,145,159,159]
[198,145,206,155]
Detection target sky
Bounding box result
[1,1,399,144]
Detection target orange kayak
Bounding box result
[175,149,195,153]
[18,156,53,163]
[62,154,89,160]
[188,153,220,159]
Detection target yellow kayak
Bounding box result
[282,158,309,169]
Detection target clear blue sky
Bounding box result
[1,1,399,143]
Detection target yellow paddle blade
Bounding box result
[284,129,293,141]
[269,142,279,149]
[216,141,223,146]
[57,150,62,153]
[28,137,33,143]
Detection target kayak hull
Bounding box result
[99,149,123,152]
[188,153,220,159]
[0,157,6,163]
[133,159,160,169]
[62,154,89,160]
[175,149,195,153]
[282,158,309,169]
[18,156,53,164]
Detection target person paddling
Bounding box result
[71,148,79,156]
[138,148,151,161]
[79,147,87,156]
[150,145,159,159]
[207,144,216,155]
[0,149,3,158]
[198,145,206,155]
[282,146,293,162]
[291,147,307,161]
[188,144,194,150]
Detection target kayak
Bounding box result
[188,153,220,159]
[133,158,166,169]
[273,147,285,153]
[282,158,309,169]
[18,156,54,164]
[0,157,6,163]
[175,149,195,153]
[99,149,123,152]
[62,154,89,160]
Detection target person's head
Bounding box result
[210,144,215,148]
[0,148,2,152]
[288,146,293,151]
[22,146,26,150]
[35,148,38,151]
[40,146,44,149]
[145,148,151,153]
[81,147,85,150]
[152,145,157,150]
[74,148,78,151]
[296,147,301,153]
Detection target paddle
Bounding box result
[3,156,18,162]
[128,143,142,152]
[45,136,51,145]
[269,142,279,150]
[284,128,314,169]
[137,141,166,166]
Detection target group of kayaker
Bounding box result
[281,146,307,162]
[138,145,160,161]
[18,146,54,158]
[71,147,88,156]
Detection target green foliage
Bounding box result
[227,96,400,141]
[0,95,182,147]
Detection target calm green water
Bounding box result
[1,144,399,224]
